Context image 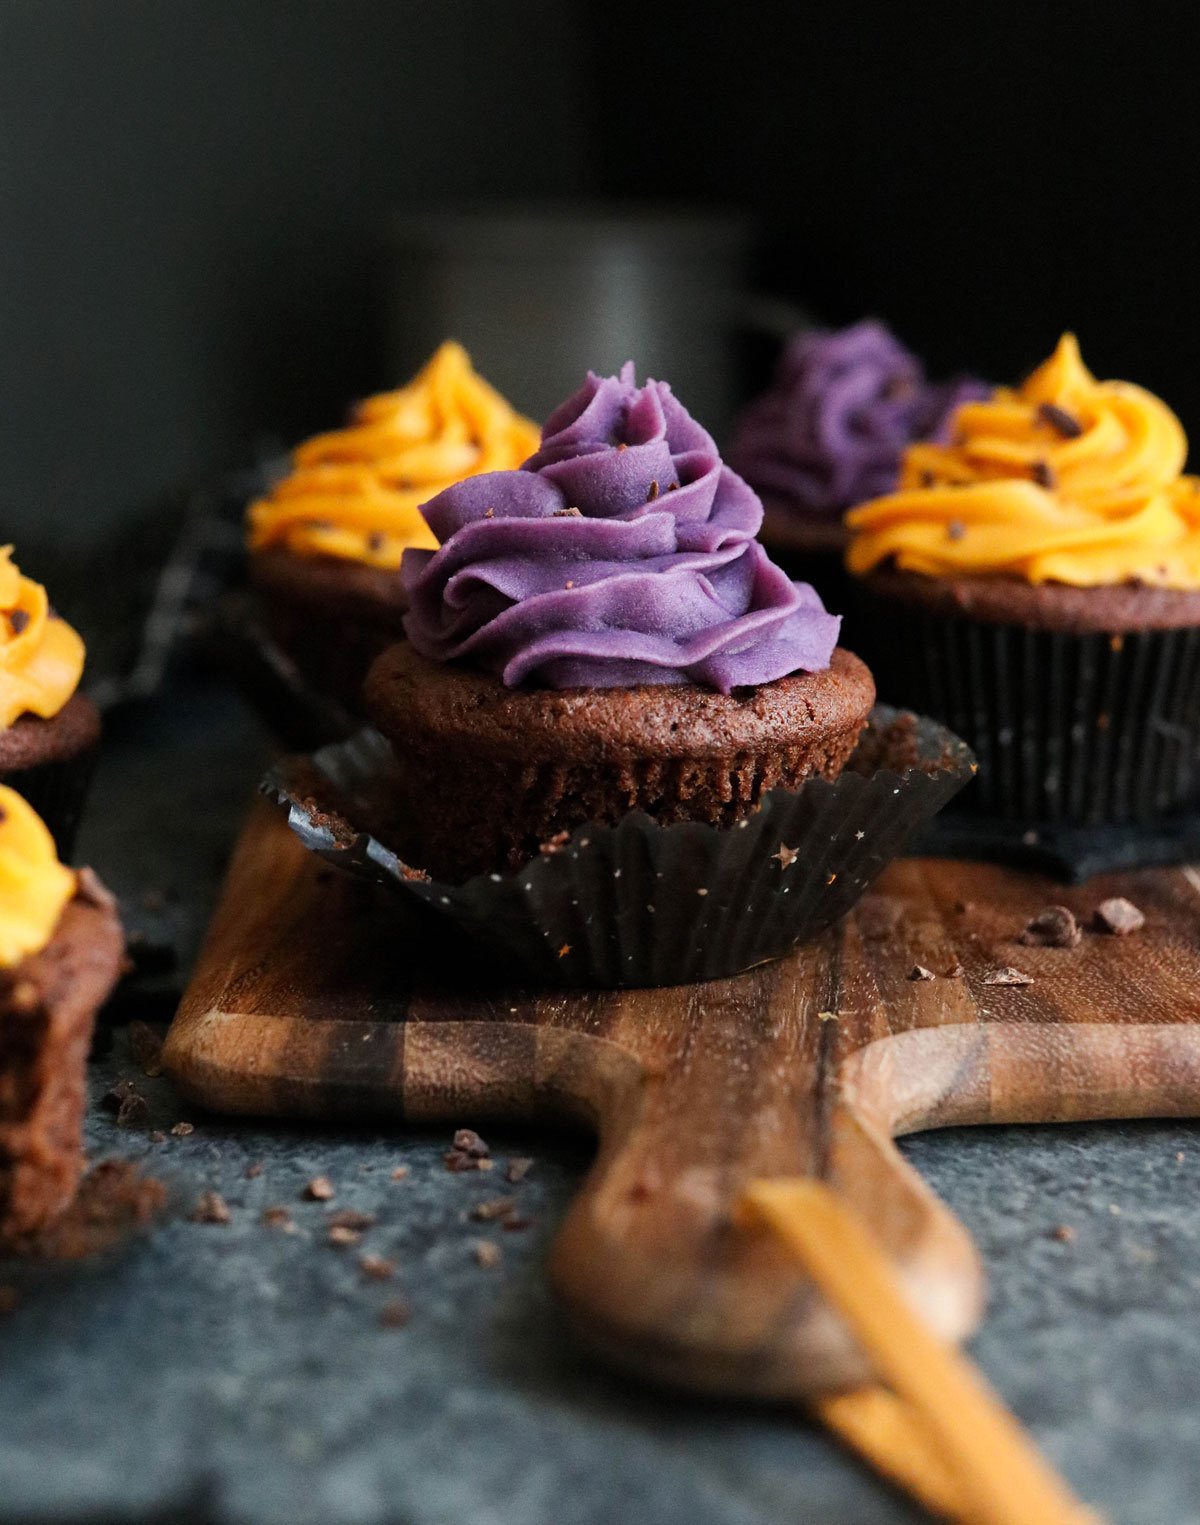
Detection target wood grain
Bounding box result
[164,798,1200,1399]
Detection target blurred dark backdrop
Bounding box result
[3,0,1199,553]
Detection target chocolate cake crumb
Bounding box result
[1050,1224,1076,1243]
[102,1078,138,1113]
[379,1297,410,1327]
[170,1122,194,1138]
[328,1208,376,1232]
[128,1021,165,1077]
[473,1240,502,1269]
[471,1196,517,1222]
[504,1158,533,1184]
[453,1129,489,1159]
[261,1206,294,1231]
[360,1253,396,1281]
[328,1224,360,1247]
[908,965,935,982]
[1037,402,1084,439]
[116,1092,151,1129]
[1094,897,1145,935]
[984,967,1034,986]
[245,1162,264,1180]
[189,1190,231,1225]
[302,1176,335,1202]
[1019,905,1082,948]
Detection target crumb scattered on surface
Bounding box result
[170,1122,194,1138]
[504,1158,533,1184]
[245,1162,264,1180]
[116,1092,151,1129]
[379,1297,410,1328]
[302,1176,335,1202]
[1019,906,1082,948]
[360,1253,396,1281]
[983,967,1034,986]
[446,1129,492,1172]
[328,1224,361,1248]
[908,965,935,982]
[471,1196,518,1223]
[261,1206,294,1232]
[1050,1225,1076,1243]
[190,1190,231,1226]
[1093,897,1145,936]
[390,1166,410,1181]
[473,1240,502,1269]
[149,1130,166,1144]
[328,1208,376,1232]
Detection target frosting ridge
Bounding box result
[0,785,76,968]
[846,335,1200,587]
[729,321,987,519]
[403,364,840,692]
[247,342,540,570]
[0,549,85,729]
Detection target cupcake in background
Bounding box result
[246,340,539,711]
[847,334,1200,825]
[0,548,100,857]
[728,320,987,569]
[0,785,123,1239]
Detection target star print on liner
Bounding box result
[774,844,799,869]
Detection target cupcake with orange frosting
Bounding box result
[0,549,99,855]
[847,335,1200,823]
[0,785,123,1238]
[247,341,539,711]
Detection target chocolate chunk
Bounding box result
[1019,905,1082,948]
[128,1020,165,1077]
[983,967,1034,986]
[1031,460,1057,489]
[1037,402,1084,439]
[453,1129,490,1159]
[190,1190,231,1225]
[1093,897,1145,935]
[116,1092,151,1129]
[504,1158,533,1184]
[302,1176,335,1201]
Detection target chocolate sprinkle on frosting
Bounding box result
[1037,401,1084,439]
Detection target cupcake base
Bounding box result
[0,694,102,860]
[363,644,876,881]
[855,570,1200,827]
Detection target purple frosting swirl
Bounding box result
[728,320,989,518]
[401,363,840,692]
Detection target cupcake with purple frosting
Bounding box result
[729,320,987,559]
[364,362,875,881]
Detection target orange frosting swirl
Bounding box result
[846,335,1200,587]
[0,784,76,967]
[0,548,85,729]
[247,341,540,570]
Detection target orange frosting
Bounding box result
[846,335,1200,588]
[0,549,85,730]
[247,341,540,570]
[0,784,76,968]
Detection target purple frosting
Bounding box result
[728,320,989,518]
[401,363,840,693]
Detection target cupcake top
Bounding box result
[846,335,1200,588]
[402,363,840,692]
[728,320,987,519]
[0,785,75,967]
[247,341,540,570]
[0,549,85,729]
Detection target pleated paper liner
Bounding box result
[1,746,99,862]
[856,602,1200,828]
[262,705,976,990]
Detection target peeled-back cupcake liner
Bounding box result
[856,599,1200,827]
[262,705,976,990]
[2,745,100,863]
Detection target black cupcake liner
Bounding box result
[1,745,99,862]
[262,706,976,989]
[856,601,1200,827]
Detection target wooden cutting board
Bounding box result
[163,798,1200,1400]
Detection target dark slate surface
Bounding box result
[1,679,1198,1525]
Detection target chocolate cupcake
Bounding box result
[364,362,874,882]
[0,548,100,857]
[847,334,1200,824]
[0,788,124,1238]
[728,321,985,582]
[245,341,539,711]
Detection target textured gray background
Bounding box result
[2,680,1198,1525]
